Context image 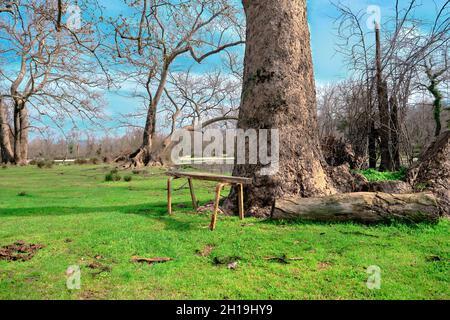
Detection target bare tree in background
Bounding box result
[334,0,449,171]
[374,23,393,171]
[162,68,240,131]
[111,0,244,168]
[421,48,449,137]
[317,80,371,168]
[0,0,110,164]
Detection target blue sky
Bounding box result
[308,0,448,83]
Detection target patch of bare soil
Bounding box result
[0,241,45,262]
[196,244,215,257]
[317,261,334,270]
[87,261,111,277]
[198,202,223,215]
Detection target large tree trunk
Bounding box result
[226,0,336,216]
[0,98,14,164]
[375,26,393,172]
[116,100,161,168]
[272,192,440,224]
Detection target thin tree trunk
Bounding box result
[12,100,28,165]
[368,120,378,169]
[226,0,336,216]
[13,104,20,163]
[367,72,377,169]
[0,97,14,163]
[390,96,401,170]
[428,79,443,137]
[142,100,157,146]
[375,25,393,172]
[19,105,28,163]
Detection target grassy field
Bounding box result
[0,165,448,300]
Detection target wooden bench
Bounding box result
[166,171,252,230]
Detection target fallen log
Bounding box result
[272,192,440,224]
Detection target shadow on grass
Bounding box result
[261,216,441,230]
[0,202,203,231]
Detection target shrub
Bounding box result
[74,159,88,165]
[124,175,132,182]
[36,160,54,169]
[105,169,122,182]
[358,167,407,182]
[17,191,28,197]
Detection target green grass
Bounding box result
[0,165,449,300]
[358,168,408,182]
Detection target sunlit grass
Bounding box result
[358,168,408,182]
[0,165,448,300]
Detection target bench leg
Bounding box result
[167,177,174,215]
[188,178,198,211]
[238,183,245,220]
[209,183,225,231]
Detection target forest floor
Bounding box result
[0,165,448,300]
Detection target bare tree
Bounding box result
[163,68,240,131]
[334,0,450,171]
[375,23,394,171]
[111,0,245,168]
[0,0,109,164]
[421,48,449,137]
[317,80,372,168]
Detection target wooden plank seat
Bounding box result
[166,171,252,231]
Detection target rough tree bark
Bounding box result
[428,76,443,137]
[225,0,336,216]
[12,100,28,165]
[272,192,440,224]
[375,25,393,172]
[368,121,378,169]
[19,104,28,163]
[0,97,14,163]
[116,65,169,168]
[407,130,450,215]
